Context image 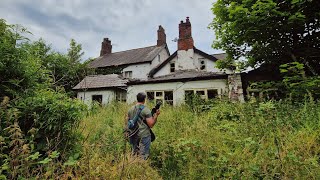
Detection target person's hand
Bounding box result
[156,109,160,116]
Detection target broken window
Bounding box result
[116,91,126,102]
[164,91,173,105]
[170,62,175,73]
[195,90,206,99]
[185,89,220,103]
[207,89,218,99]
[92,95,102,104]
[146,91,173,105]
[199,58,206,70]
[147,91,154,101]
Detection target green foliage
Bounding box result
[0,20,50,99]
[0,19,89,178]
[0,98,75,179]
[209,0,320,73]
[14,90,87,154]
[280,62,320,99]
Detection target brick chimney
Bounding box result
[178,17,194,50]
[157,25,166,46]
[100,38,112,56]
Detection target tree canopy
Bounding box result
[210,0,320,75]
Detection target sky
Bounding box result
[0,0,222,60]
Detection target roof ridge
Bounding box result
[212,52,226,55]
[106,45,158,55]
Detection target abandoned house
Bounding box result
[73,17,244,106]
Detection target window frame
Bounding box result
[92,95,103,104]
[170,62,175,73]
[115,91,127,102]
[123,71,132,78]
[184,88,220,101]
[146,90,174,105]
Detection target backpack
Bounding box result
[127,105,145,132]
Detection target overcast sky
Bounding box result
[0,0,222,60]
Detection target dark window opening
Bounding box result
[147,91,155,101]
[92,95,102,104]
[170,63,175,73]
[208,89,218,99]
[199,59,206,70]
[156,91,163,97]
[196,90,205,96]
[164,91,173,105]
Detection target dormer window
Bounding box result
[170,62,175,72]
[124,71,132,78]
[199,58,206,70]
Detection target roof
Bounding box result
[73,74,128,90]
[129,70,227,85]
[148,47,219,77]
[88,44,168,68]
[212,53,227,60]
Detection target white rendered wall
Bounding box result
[193,53,232,74]
[77,90,115,106]
[154,49,232,77]
[150,48,170,69]
[121,48,170,80]
[127,79,228,106]
[122,63,151,80]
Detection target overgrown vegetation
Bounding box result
[0,19,88,178]
[1,0,320,177]
[58,99,319,179]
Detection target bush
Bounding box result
[13,89,87,155]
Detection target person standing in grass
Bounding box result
[126,92,160,160]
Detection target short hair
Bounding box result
[137,92,146,103]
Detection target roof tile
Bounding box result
[88,45,166,68]
[73,74,128,90]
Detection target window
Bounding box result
[147,91,154,101]
[199,58,206,70]
[184,89,220,102]
[158,55,161,62]
[155,91,164,104]
[170,62,175,73]
[146,90,173,105]
[164,91,173,105]
[207,89,218,99]
[92,95,102,104]
[124,71,132,78]
[195,90,206,99]
[116,91,127,102]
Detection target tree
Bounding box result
[0,19,50,99]
[209,0,320,75]
[29,38,91,96]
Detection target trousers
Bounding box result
[129,133,151,160]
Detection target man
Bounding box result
[126,92,160,160]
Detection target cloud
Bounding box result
[0,0,222,60]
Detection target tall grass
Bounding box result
[74,100,320,179]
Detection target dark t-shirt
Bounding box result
[128,104,152,138]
